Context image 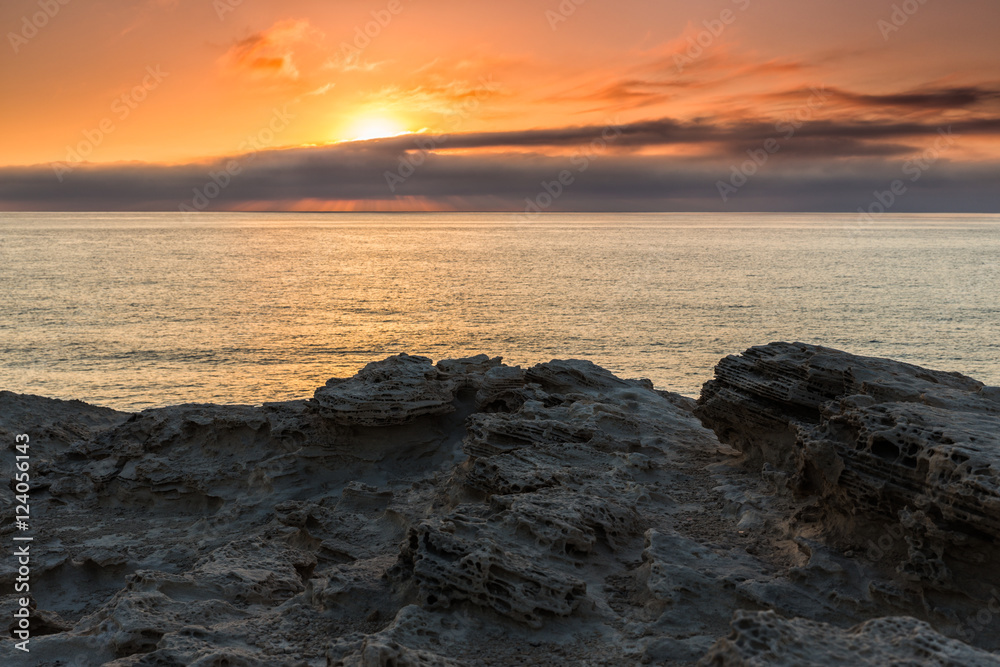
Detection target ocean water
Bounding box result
[1,212,998,411]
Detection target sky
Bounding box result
[1,0,998,212]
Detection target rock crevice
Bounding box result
[2,346,999,665]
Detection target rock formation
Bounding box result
[697,342,1000,647]
[700,611,1000,666]
[1,346,998,665]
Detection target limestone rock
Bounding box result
[314,353,459,426]
[700,610,1000,666]
[494,488,640,553]
[5,348,1000,665]
[474,364,528,411]
[335,638,463,667]
[396,517,587,628]
[695,341,997,467]
[696,343,1000,547]
[696,342,1000,644]
[462,411,593,459]
[0,390,127,451]
[436,354,503,390]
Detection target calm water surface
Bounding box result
[1,212,998,410]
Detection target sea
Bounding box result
[1,212,998,411]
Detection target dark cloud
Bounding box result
[2,114,998,212]
[367,116,1000,151]
[834,85,1000,110]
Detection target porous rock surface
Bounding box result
[698,342,1000,650]
[699,611,999,666]
[1,348,998,665]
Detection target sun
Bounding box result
[344,116,410,142]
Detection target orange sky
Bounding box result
[1,0,999,211]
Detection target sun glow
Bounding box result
[344,116,410,142]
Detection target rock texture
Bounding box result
[697,342,1000,648]
[2,346,999,665]
[314,353,473,426]
[700,611,1000,666]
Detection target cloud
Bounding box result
[537,44,811,118]
[756,84,1000,114]
[367,77,504,118]
[377,115,1000,153]
[322,54,387,73]
[307,83,336,96]
[3,112,999,213]
[220,19,317,81]
[3,148,997,213]
[832,85,1000,110]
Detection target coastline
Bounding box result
[2,343,999,665]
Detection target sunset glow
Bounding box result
[3,4,1000,660]
[343,115,410,142]
[1,0,998,211]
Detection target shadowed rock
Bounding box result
[700,610,1000,666]
[3,348,1000,665]
[696,342,1000,645]
[313,354,460,426]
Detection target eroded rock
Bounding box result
[4,348,1000,665]
[700,610,1000,666]
[696,342,1000,647]
[313,354,459,426]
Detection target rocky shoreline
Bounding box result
[1,343,999,666]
